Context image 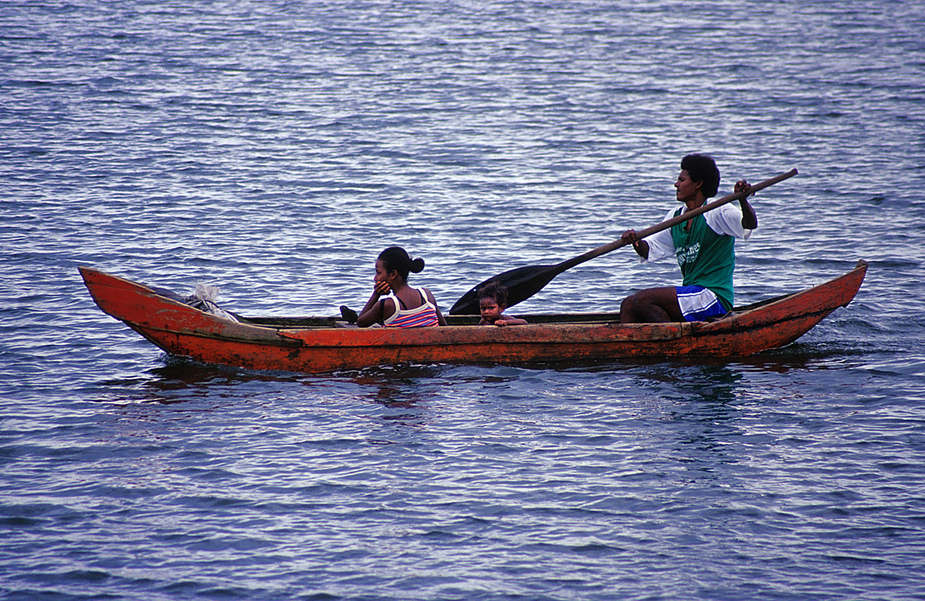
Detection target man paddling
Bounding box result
[619,154,754,323]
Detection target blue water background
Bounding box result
[2,1,924,599]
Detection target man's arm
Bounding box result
[621,230,649,259]
[735,180,757,229]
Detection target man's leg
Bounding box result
[620,287,683,323]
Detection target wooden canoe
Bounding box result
[79,261,867,373]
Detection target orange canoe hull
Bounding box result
[79,262,867,373]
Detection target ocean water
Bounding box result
[2,1,924,599]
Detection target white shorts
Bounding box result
[676,286,727,321]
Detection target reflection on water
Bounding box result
[91,356,301,404]
[634,362,743,406]
[349,365,443,428]
[89,338,875,406]
[735,340,877,372]
[96,357,454,415]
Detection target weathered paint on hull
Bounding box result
[80,261,866,373]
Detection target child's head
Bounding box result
[477,281,508,322]
[376,246,425,284]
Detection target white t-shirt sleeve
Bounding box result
[639,207,678,262]
[704,203,753,239]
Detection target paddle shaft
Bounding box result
[550,168,798,275]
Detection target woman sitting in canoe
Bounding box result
[477,281,527,327]
[354,246,447,328]
[619,154,754,323]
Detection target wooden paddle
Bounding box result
[449,168,798,315]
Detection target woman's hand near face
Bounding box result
[373,279,390,297]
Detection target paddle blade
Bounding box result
[449,264,561,315]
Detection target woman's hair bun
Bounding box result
[378,246,425,278]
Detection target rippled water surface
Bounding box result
[2,1,924,599]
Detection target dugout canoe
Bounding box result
[78,261,867,373]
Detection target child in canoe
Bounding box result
[352,246,447,328]
[477,281,527,327]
